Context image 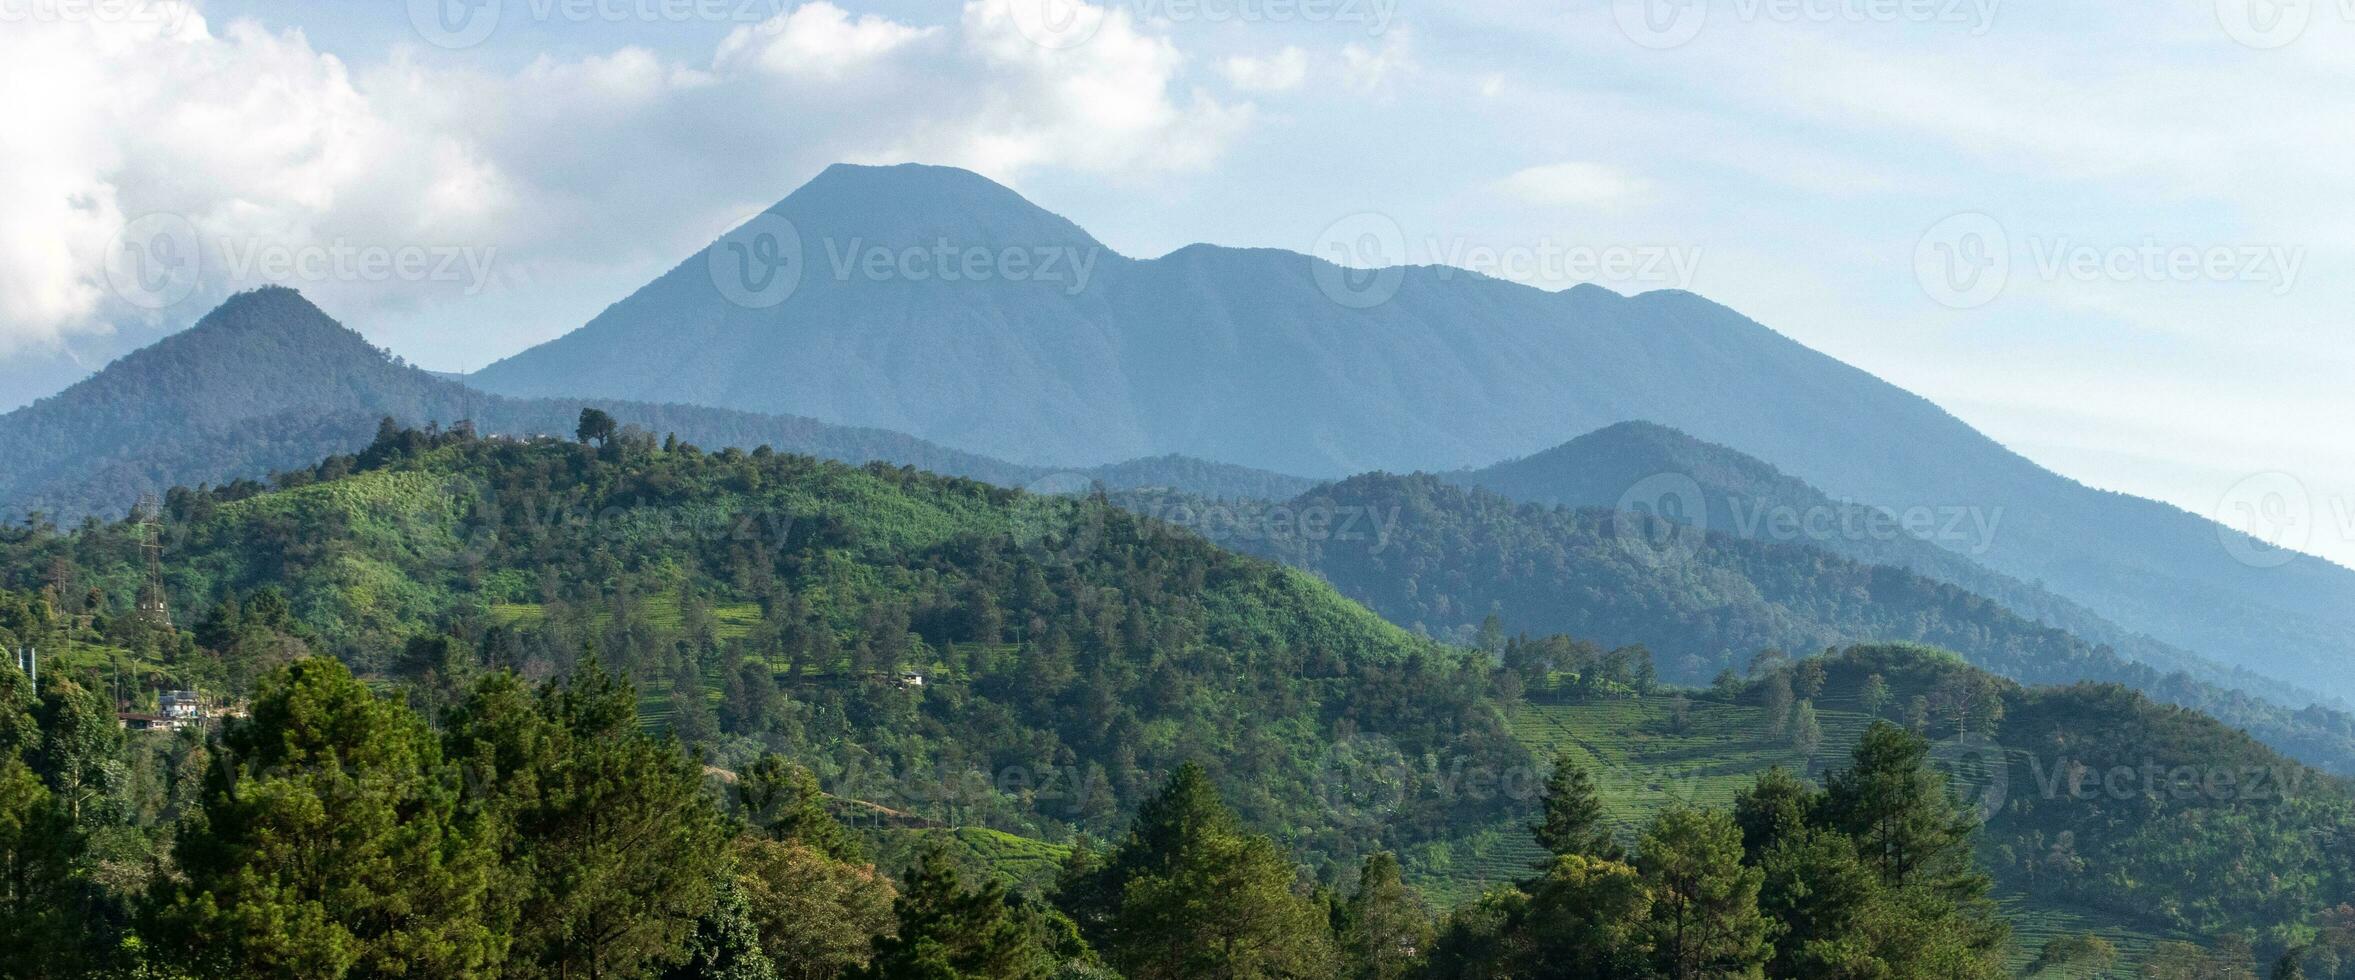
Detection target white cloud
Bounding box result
[0,0,1249,364]
[1498,162,1655,210]
[1340,29,1415,92]
[1221,47,1308,92]
[715,2,935,79]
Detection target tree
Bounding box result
[1731,767,1816,862]
[1790,700,1823,758]
[30,678,123,824]
[0,757,88,975]
[1859,673,1892,717]
[1533,753,1622,862]
[1755,829,1882,978]
[735,837,896,980]
[734,754,864,863]
[577,408,619,447]
[443,664,729,979]
[1515,855,1655,979]
[857,848,1055,980]
[1064,764,1338,980]
[1636,806,1770,980]
[154,657,502,979]
[664,879,781,980]
[1338,852,1432,980]
[1821,721,1980,892]
[1761,673,1795,740]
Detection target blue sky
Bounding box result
[3,0,2351,566]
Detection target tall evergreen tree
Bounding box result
[1065,764,1339,980]
[1636,806,1770,980]
[154,657,502,979]
[1338,852,1432,980]
[1534,752,1622,862]
[1821,722,1983,894]
[444,664,728,979]
[857,849,1054,980]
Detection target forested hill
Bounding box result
[0,287,1300,523]
[1458,421,2335,713]
[1116,474,2355,775]
[0,424,1523,871]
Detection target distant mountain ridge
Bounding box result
[1455,421,2338,711]
[466,163,2355,704]
[1113,473,2355,775]
[0,288,1303,521]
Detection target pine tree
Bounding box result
[0,757,88,974]
[858,849,1055,980]
[1731,767,1817,862]
[734,754,864,863]
[1636,806,1771,980]
[444,663,728,979]
[1339,852,1433,980]
[1821,721,1981,892]
[1533,753,1622,862]
[155,657,503,978]
[1068,764,1339,980]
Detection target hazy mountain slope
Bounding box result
[0,288,1297,520]
[1457,422,2335,711]
[1115,474,2355,774]
[468,163,2355,704]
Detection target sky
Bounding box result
[2,0,2351,567]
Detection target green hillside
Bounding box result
[0,425,1525,873]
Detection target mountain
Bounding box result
[467,163,2355,706]
[1456,422,2335,712]
[1113,474,2355,775]
[0,288,1301,521]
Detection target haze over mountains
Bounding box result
[466,162,2355,707]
